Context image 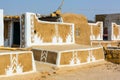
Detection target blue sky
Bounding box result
[0,0,120,20]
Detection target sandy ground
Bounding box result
[0,61,120,80]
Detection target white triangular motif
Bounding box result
[70,51,80,65]
[5,54,23,75]
[40,50,48,62]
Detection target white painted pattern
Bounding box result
[40,50,48,62]
[23,13,74,47]
[111,23,120,40]
[5,54,23,75]
[89,22,103,40]
[0,51,36,77]
[87,50,96,63]
[70,51,80,65]
[52,24,63,43]
[34,34,43,44]
[66,34,72,43]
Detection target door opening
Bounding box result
[12,22,20,47]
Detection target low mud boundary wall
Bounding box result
[32,47,104,67]
[0,51,36,77]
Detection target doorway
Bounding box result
[12,22,20,47]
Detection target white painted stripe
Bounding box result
[0,51,32,55]
[36,59,105,68]
[33,46,103,53]
[0,71,36,77]
[58,59,105,67]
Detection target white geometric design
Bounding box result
[87,51,96,63]
[52,36,57,43]
[97,34,101,40]
[52,24,63,43]
[90,35,95,40]
[58,37,63,43]
[70,51,80,65]
[5,54,23,75]
[33,34,43,44]
[90,34,101,40]
[66,34,72,43]
[40,50,48,62]
[52,36,63,43]
[89,22,103,40]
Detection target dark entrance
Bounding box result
[12,22,20,47]
[103,27,108,40]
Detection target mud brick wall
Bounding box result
[92,48,104,60]
[60,48,104,65]
[33,15,73,43]
[91,41,119,48]
[89,22,103,40]
[0,51,34,76]
[62,13,91,45]
[113,23,119,38]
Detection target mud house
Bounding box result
[0,9,36,77]
[3,12,104,67]
[26,13,104,67]
[96,13,120,40]
[91,14,120,47]
[2,10,104,69]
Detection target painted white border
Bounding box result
[0,9,4,46]
[56,52,61,66]
[0,51,36,77]
[58,59,104,67]
[36,59,104,68]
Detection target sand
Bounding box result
[0,61,120,80]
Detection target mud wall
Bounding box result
[111,23,120,40]
[91,41,119,48]
[62,13,91,45]
[0,51,36,77]
[22,13,74,47]
[60,47,104,65]
[32,47,104,66]
[32,15,74,44]
[89,22,103,40]
[32,49,57,64]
